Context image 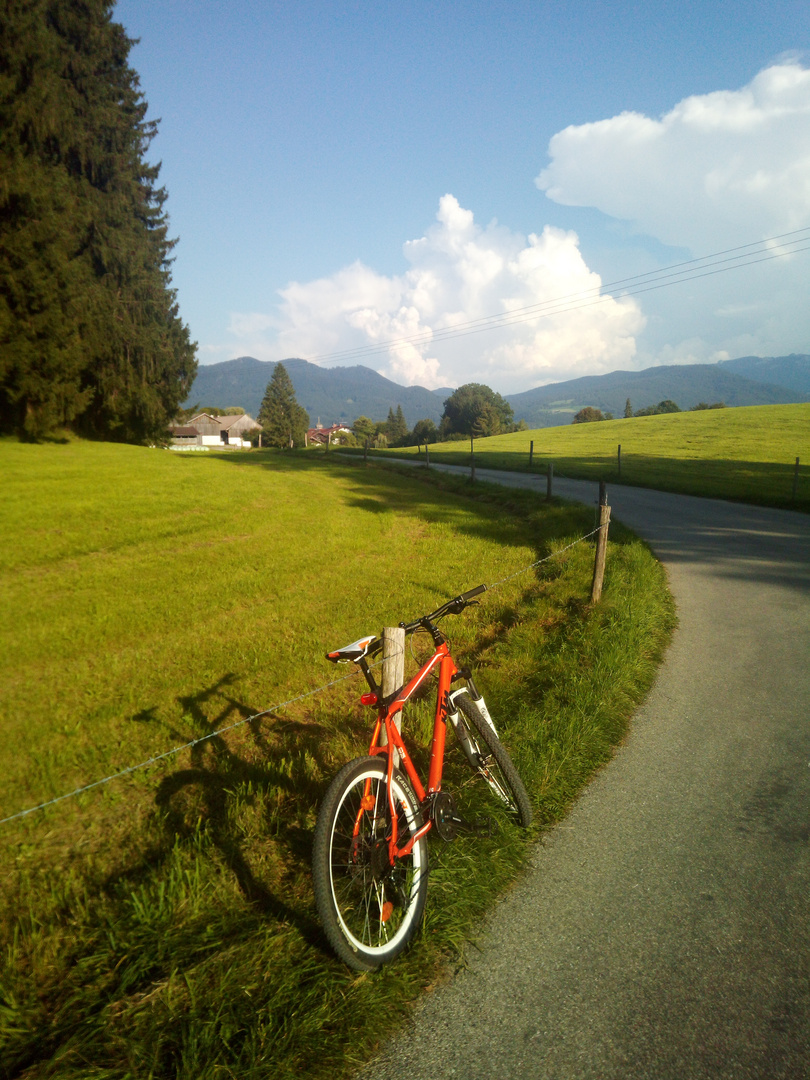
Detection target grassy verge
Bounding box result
[365,404,810,511]
[0,441,674,1079]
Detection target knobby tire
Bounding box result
[454,694,533,829]
[312,756,429,971]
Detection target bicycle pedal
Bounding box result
[467,816,495,837]
[451,813,495,837]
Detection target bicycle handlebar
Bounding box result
[399,583,487,635]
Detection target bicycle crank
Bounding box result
[430,792,494,841]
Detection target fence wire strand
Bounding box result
[2,521,608,828]
[487,524,605,590]
[0,669,360,827]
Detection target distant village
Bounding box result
[169,412,350,450]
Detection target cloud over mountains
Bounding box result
[222,62,810,390]
[269,195,643,392]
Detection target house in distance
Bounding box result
[169,412,259,450]
[306,422,352,446]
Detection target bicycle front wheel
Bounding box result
[312,756,429,971]
[454,693,533,829]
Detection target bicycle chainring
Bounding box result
[431,791,460,841]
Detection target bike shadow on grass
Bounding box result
[128,672,370,955]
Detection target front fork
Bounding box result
[446,679,498,764]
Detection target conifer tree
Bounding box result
[0,0,196,440]
[386,404,408,445]
[258,363,309,448]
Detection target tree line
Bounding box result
[251,373,528,450]
[343,383,526,449]
[0,0,196,442]
[572,398,726,423]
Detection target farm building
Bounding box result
[306,423,352,446]
[169,412,259,450]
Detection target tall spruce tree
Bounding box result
[258,363,309,448]
[386,404,408,445]
[0,0,196,440]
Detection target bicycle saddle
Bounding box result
[326,635,377,663]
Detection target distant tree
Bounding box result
[410,418,438,445]
[604,412,614,421]
[333,430,357,447]
[572,407,605,424]
[223,406,245,415]
[634,399,681,417]
[690,401,726,410]
[624,398,633,418]
[472,403,503,438]
[386,405,409,445]
[441,384,513,436]
[258,363,309,447]
[352,415,376,442]
[174,403,201,423]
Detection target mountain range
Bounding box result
[183,353,810,429]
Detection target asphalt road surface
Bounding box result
[357,465,810,1080]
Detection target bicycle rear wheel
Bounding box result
[454,693,533,829]
[312,756,429,970]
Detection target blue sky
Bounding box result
[116,0,810,392]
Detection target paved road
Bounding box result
[358,465,810,1080]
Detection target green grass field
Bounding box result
[0,440,674,1079]
[372,404,810,511]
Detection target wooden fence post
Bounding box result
[381,626,405,765]
[425,444,430,468]
[792,457,800,502]
[617,443,621,479]
[546,462,554,501]
[529,440,534,468]
[590,481,611,603]
[470,435,475,483]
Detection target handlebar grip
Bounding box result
[459,584,487,602]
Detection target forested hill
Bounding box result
[185,357,446,426]
[505,361,809,428]
[188,355,809,429]
[0,1,196,442]
[718,354,810,395]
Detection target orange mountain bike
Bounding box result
[312,585,532,970]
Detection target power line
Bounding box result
[300,226,810,367]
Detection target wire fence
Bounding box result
[1,522,607,829]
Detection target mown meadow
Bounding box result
[1,439,674,1079]
[374,403,810,511]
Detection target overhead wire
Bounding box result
[300,226,810,367]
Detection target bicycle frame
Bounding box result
[361,640,458,864]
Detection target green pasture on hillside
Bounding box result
[374,404,810,510]
[0,440,674,1079]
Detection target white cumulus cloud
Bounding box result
[265,194,643,392]
[537,61,810,252]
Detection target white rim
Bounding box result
[329,768,424,957]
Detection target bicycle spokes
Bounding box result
[327,769,426,953]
